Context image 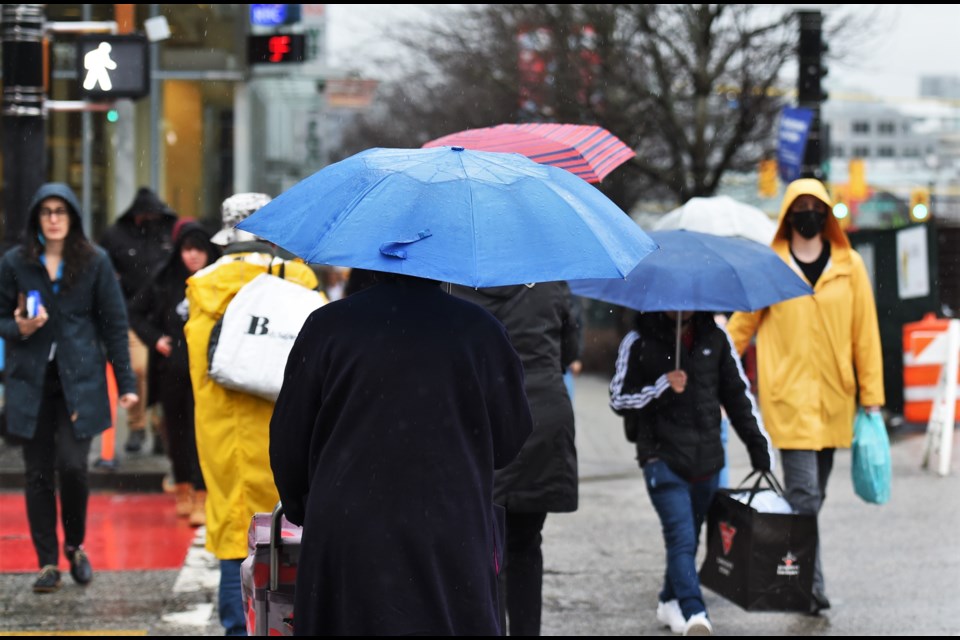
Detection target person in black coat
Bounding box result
[128,220,220,525]
[452,280,580,636]
[270,273,533,636]
[0,183,138,594]
[99,186,177,453]
[609,311,773,636]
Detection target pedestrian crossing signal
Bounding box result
[76,34,149,101]
[248,34,306,64]
[909,187,931,222]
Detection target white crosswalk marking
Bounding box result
[162,603,215,626]
[165,526,219,630]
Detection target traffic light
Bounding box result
[909,187,931,222]
[849,158,867,200]
[797,11,828,105]
[831,184,851,230]
[758,159,778,198]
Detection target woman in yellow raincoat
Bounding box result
[727,178,884,615]
[184,193,319,635]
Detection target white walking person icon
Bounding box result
[83,42,118,91]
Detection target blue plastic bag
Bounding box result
[851,409,892,504]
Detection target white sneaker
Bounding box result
[683,612,713,636]
[656,599,685,634]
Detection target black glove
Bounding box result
[749,447,771,473]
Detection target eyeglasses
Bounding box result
[39,207,69,219]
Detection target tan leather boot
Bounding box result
[174,483,193,518]
[189,490,207,527]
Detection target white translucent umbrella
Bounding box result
[652,195,778,246]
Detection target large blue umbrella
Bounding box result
[568,229,813,365]
[237,146,658,288]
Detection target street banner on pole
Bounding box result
[777,107,813,183]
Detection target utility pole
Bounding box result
[797,9,828,181]
[1,4,46,252]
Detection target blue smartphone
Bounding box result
[26,290,42,319]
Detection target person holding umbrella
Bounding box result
[726,178,885,615]
[609,309,773,636]
[569,228,809,635]
[237,146,657,635]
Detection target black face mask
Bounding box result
[790,209,826,239]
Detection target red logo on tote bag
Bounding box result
[719,521,737,555]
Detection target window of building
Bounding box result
[902,148,920,158]
[831,146,845,158]
[852,146,870,158]
[877,122,896,135]
[852,121,871,134]
[877,146,896,157]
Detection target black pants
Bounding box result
[499,510,548,636]
[157,376,205,490]
[21,362,92,568]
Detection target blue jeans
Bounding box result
[643,460,719,620]
[219,559,247,636]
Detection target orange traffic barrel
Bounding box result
[903,313,960,423]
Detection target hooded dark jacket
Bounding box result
[609,312,773,479]
[99,187,177,301]
[453,281,580,513]
[0,183,136,440]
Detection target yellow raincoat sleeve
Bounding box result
[727,309,763,357]
[849,251,885,407]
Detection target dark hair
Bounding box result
[23,197,95,291]
[180,230,211,253]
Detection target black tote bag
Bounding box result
[699,471,818,612]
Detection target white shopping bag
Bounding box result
[208,272,325,401]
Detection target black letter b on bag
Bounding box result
[248,315,270,335]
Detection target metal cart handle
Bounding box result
[269,502,284,592]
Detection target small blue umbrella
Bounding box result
[237,146,658,288]
[568,229,813,365]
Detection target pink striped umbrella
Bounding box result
[423,123,635,183]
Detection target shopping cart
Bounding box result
[241,502,301,635]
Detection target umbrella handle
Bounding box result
[675,313,682,371]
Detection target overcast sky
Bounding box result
[324,4,960,102]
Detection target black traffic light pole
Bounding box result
[1,4,47,253]
[797,9,827,181]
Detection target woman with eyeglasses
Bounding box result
[0,182,138,594]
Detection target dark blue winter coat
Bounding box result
[0,183,136,440]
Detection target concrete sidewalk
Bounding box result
[543,373,960,636]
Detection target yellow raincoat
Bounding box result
[727,179,884,451]
[184,248,320,559]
